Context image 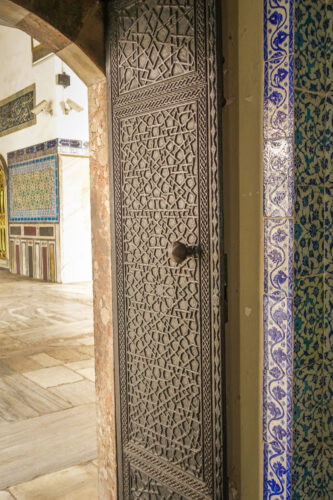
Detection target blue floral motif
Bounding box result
[264,1,294,498]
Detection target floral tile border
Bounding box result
[264,443,292,500]
[263,0,294,498]
[264,138,294,217]
[264,0,293,62]
[264,219,293,297]
[264,54,294,141]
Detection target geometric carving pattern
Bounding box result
[117,0,195,93]
[130,468,184,499]
[121,103,202,478]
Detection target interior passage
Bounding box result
[0,269,98,499]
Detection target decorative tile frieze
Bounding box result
[263,442,291,500]
[264,55,294,140]
[264,138,293,216]
[7,139,89,165]
[264,219,293,297]
[263,293,293,499]
[264,0,294,62]
[263,1,294,498]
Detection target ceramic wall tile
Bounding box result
[263,294,293,458]
[264,219,293,297]
[264,0,293,62]
[294,91,326,186]
[263,442,291,500]
[321,445,333,497]
[325,188,333,274]
[324,276,333,365]
[292,361,325,498]
[8,156,59,223]
[293,276,324,369]
[294,0,326,92]
[291,446,324,499]
[264,139,293,216]
[294,186,324,278]
[264,55,294,141]
[326,3,333,93]
[325,95,333,185]
[263,2,294,497]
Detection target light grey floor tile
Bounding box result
[28,353,62,368]
[66,359,95,371]
[0,405,97,489]
[76,367,95,382]
[0,363,71,422]
[2,356,42,373]
[23,367,83,388]
[9,462,98,500]
[0,492,15,499]
[49,380,96,406]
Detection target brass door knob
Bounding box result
[168,241,199,264]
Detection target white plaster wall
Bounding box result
[0,26,57,157]
[55,58,89,142]
[59,155,92,283]
[0,25,89,159]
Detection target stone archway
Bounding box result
[0,2,116,498]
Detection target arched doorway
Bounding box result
[0,2,236,499]
[0,2,116,498]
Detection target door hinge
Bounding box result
[224,253,228,323]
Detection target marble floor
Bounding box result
[0,270,98,498]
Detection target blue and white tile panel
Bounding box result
[7,138,89,165]
[263,0,294,498]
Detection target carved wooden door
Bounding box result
[107,0,225,497]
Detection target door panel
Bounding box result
[107,1,224,498]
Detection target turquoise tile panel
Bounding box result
[325,193,333,275]
[294,186,324,277]
[294,91,326,186]
[294,0,326,92]
[326,3,333,92]
[322,359,333,448]
[321,445,333,497]
[324,276,333,363]
[292,362,324,498]
[294,276,324,369]
[325,95,333,185]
